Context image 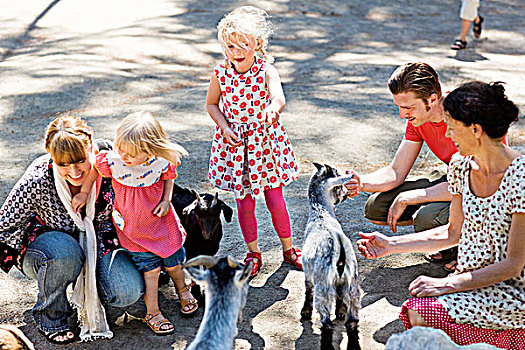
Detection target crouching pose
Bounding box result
[0,116,144,344]
[301,163,361,350]
[358,82,525,349]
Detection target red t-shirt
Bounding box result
[404,120,457,164]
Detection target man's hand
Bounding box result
[344,170,361,198]
[153,200,170,217]
[72,193,88,212]
[387,193,409,233]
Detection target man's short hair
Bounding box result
[388,62,442,101]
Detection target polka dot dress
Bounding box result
[400,297,525,349]
[399,153,525,349]
[208,57,298,199]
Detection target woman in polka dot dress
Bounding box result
[206,6,301,278]
[357,81,525,349]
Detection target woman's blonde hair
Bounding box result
[115,111,187,164]
[217,6,274,64]
[45,115,93,166]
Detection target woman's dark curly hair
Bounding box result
[443,81,519,139]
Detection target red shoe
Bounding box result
[283,247,303,270]
[244,251,263,278]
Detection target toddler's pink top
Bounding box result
[96,151,186,258]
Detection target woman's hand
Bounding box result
[357,231,392,259]
[344,170,362,198]
[153,200,170,217]
[222,127,242,147]
[408,275,456,297]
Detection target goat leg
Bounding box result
[320,321,335,350]
[344,314,360,350]
[300,283,313,320]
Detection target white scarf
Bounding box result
[52,164,113,341]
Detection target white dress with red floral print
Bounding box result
[208,57,298,199]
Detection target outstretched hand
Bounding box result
[344,170,361,198]
[356,231,391,259]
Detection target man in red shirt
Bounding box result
[346,62,457,265]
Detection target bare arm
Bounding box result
[357,194,463,258]
[346,139,422,196]
[153,179,174,217]
[205,74,241,147]
[409,212,525,297]
[264,64,285,125]
[71,167,99,212]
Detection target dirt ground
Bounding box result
[1,0,524,349]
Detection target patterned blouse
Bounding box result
[0,154,120,273]
[438,153,525,329]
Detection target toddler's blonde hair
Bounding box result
[115,111,187,164]
[217,6,274,64]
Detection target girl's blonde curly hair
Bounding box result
[217,6,274,64]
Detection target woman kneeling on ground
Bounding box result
[0,116,144,344]
[357,81,525,349]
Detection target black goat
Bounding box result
[171,184,233,260]
[159,184,233,300]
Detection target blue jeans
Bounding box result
[22,231,144,332]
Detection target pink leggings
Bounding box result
[236,186,292,244]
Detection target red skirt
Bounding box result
[399,297,525,350]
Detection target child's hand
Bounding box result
[72,193,88,212]
[223,127,242,147]
[264,106,280,126]
[153,200,170,217]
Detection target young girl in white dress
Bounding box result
[205,6,301,278]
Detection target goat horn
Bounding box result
[226,255,238,268]
[184,255,218,268]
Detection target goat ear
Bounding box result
[325,174,354,188]
[236,260,253,284]
[313,162,324,171]
[184,266,208,284]
[221,203,233,222]
[212,192,218,206]
[182,200,198,215]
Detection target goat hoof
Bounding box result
[300,309,312,320]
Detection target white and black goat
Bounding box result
[301,163,361,350]
[184,255,252,350]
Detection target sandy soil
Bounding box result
[0,0,524,349]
